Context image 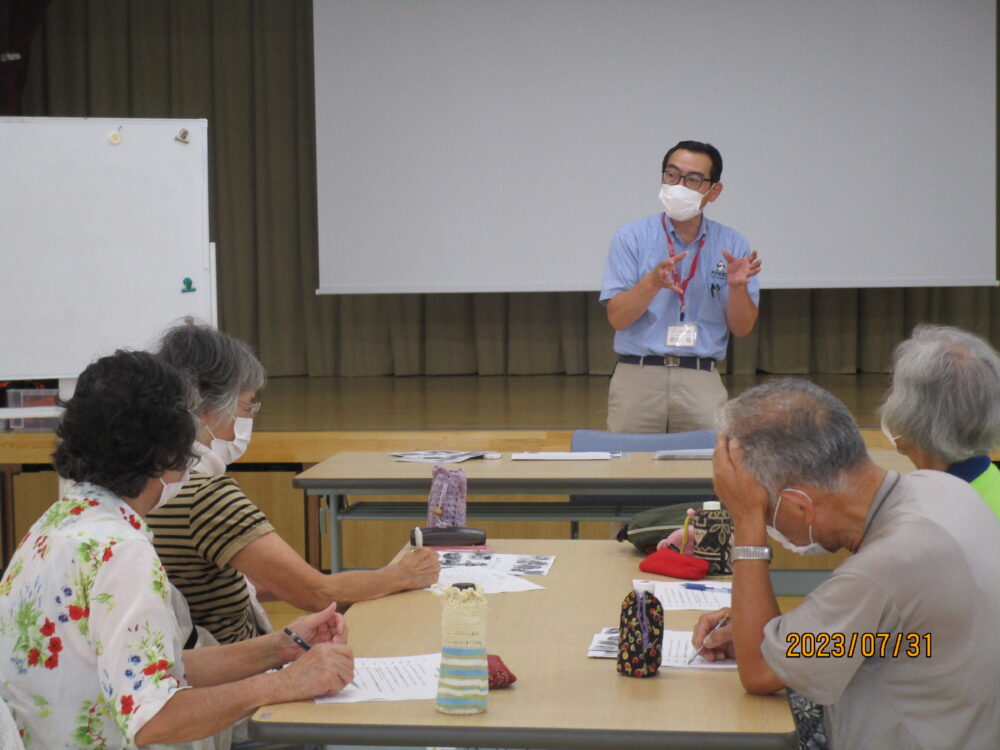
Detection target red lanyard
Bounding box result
[661,213,705,321]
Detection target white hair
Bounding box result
[880,324,1000,463]
[717,378,868,496]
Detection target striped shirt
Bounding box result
[146,472,274,644]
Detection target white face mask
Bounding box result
[157,471,189,510]
[880,418,901,449]
[659,183,706,222]
[193,416,254,474]
[766,489,832,556]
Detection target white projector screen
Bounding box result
[314,0,996,294]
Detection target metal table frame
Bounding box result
[296,463,715,572]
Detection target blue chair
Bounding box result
[568,429,717,538]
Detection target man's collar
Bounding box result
[946,455,992,484]
[663,213,710,243]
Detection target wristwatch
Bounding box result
[731,545,772,563]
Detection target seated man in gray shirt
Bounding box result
[693,379,1000,750]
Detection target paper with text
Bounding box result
[433,566,545,593]
[315,654,441,703]
[633,579,732,610]
[661,630,737,669]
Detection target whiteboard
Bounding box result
[313,0,996,293]
[0,117,216,380]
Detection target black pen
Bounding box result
[283,626,311,651]
[285,625,358,688]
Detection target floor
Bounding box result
[254,373,891,432]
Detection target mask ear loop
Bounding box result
[771,494,783,529]
[780,489,817,545]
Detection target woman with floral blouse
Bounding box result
[0,350,354,748]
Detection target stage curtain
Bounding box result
[20,0,1000,377]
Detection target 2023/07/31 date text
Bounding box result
[785,632,931,659]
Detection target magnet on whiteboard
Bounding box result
[108,131,121,145]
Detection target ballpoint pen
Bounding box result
[682,582,732,594]
[283,626,312,652]
[284,626,359,688]
[687,614,731,665]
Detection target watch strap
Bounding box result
[731,545,772,563]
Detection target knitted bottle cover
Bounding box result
[436,582,488,714]
[617,583,664,677]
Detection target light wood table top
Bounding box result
[251,539,796,749]
[294,449,916,494]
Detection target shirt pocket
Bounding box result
[697,282,727,325]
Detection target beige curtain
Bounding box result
[21,0,1000,377]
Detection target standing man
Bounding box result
[601,141,762,433]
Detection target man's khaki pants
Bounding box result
[607,361,727,433]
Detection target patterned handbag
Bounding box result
[691,501,733,575]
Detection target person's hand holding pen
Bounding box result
[277,602,355,698]
[392,527,440,589]
[691,607,735,663]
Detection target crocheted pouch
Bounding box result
[427,465,467,527]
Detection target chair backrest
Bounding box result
[0,697,25,750]
[571,429,716,453]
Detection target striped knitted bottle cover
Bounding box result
[436,582,488,714]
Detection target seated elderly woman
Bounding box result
[147,321,439,644]
[880,324,1000,519]
[0,350,353,748]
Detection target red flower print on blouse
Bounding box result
[26,648,40,666]
[69,506,84,515]
[43,653,58,669]
[39,618,55,636]
[68,604,89,621]
[120,695,134,715]
[48,637,62,654]
[102,545,115,562]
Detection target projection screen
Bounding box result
[314,0,996,294]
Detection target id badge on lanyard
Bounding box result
[666,323,698,348]
[661,214,704,348]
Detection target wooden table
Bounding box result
[250,539,797,749]
[294,450,916,572]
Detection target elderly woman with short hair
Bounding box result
[880,324,1000,519]
[0,350,353,749]
[148,321,439,645]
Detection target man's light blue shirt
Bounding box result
[600,213,760,360]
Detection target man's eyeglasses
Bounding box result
[662,167,712,191]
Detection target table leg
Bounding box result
[327,493,344,573]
